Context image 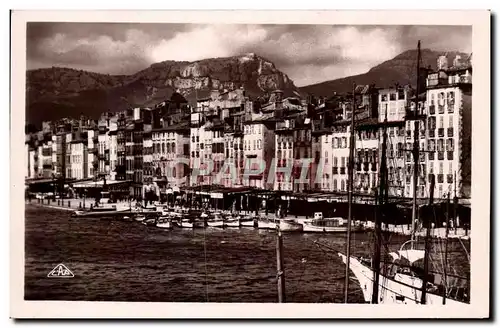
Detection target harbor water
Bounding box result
[24,205,470,303]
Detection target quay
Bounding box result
[26,197,471,240]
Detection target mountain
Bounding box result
[26,53,300,125]
[299,49,471,97]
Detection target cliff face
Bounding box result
[26,53,299,125]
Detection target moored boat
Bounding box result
[225,217,240,228]
[302,212,362,233]
[257,217,277,229]
[279,218,303,232]
[72,207,131,218]
[134,215,146,222]
[178,219,193,228]
[156,217,172,229]
[206,212,225,228]
[240,216,256,227]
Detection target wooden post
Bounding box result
[442,194,450,304]
[276,226,286,303]
[420,174,435,304]
[371,189,381,304]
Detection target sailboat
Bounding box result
[338,41,470,305]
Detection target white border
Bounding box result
[10,10,491,319]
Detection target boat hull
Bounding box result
[134,215,146,222]
[225,220,240,228]
[279,220,303,232]
[207,220,225,228]
[156,221,172,229]
[303,223,348,233]
[302,222,363,233]
[240,219,256,227]
[179,221,193,228]
[338,253,467,305]
[73,209,131,218]
[257,219,276,229]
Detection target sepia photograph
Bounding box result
[10,10,491,318]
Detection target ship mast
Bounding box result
[410,40,422,250]
[343,82,356,303]
[371,109,388,304]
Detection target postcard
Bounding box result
[10,9,490,319]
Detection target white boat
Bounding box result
[134,215,146,222]
[225,217,240,228]
[257,218,277,229]
[279,219,303,232]
[338,249,469,305]
[156,217,172,229]
[207,220,224,228]
[302,213,362,233]
[240,217,256,227]
[179,220,194,228]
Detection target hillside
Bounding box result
[299,49,470,97]
[26,53,300,125]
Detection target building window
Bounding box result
[398,89,405,100]
[390,93,397,101]
[447,91,455,113]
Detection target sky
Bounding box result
[27,23,472,87]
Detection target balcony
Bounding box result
[447,128,454,137]
[438,128,444,138]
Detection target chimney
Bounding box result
[437,55,448,70]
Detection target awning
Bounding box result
[72,180,131,188]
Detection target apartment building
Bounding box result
[425,55,472,199]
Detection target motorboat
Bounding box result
[206,212,224,228]
[279,218,303,232]
[134,215,146,222]
[142,214,158,226]
[257,217,277,230]
[178,219,194,228]
[240,216,256,227]
[302,212,363,233]
[156,217,173,229]
[72,206,131,218]
[225,216,240,228]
